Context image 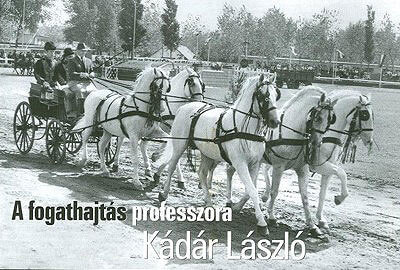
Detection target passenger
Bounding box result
[33,41,57,92]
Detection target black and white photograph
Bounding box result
[0,0,399,269]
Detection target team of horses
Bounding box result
[72,66,374,237]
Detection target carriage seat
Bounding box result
[30,83,64,106]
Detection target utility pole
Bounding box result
[132,0,137,59]
[21,0,26,47]
[196,32,200,59]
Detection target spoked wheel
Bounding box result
[96,137,119,166]
[46,120,66,164]
[13,101,35,154]
[65,132,82,154]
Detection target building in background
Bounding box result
[150,45,195,60]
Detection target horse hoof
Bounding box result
[111,164,119,173]
[158,192,166,202]
[145,169,152,177]
[267,218,277,227]
[256,225,269,237]
[153,173,160,184]
[151,152,160,162]
[198,182,202,189]
[334,195,343,205]
[177,181,185,190]
[77,159,87,167]
[309,227,324,237]
[226,202,233,208]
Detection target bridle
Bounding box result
[307,102,336,135]
[327,101,373,137]
[183,73,205,99]
[252,80,280,124]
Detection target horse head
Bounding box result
[181,67,205,101]
[253,73,280,128]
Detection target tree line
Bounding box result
[184,4,399,68]
[1,1,399,69]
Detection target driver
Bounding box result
[65,42,96,117]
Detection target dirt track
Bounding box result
[0,70,399,269]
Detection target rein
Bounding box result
[312,102,374,165]
[263,103,334,164]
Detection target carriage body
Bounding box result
[275,70,314,89]
[13,82,117,164]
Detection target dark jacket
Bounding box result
[33,57,57,86]
[66,55,93,82]
[54,59,69,85]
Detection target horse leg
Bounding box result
[262,164,272,202]
[78,127,91,167]
[316,174,332,232]
[128,135,144,190]
[111,138,124,172]
[267,166,284,226]
[233,161,268,236]
[98,131,112,176]
[295,166,322,236]
[232,161,261,211]
[225,164,236,207]
[334,166,349,205]
[198,154,214,206]
[207,161,218,190]
[159,139,187,202]
[139,140,152,177]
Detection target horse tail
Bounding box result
[154,139,173,168]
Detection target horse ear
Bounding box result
[319,93,326,104]
[273,72,277,83]
[331,98,338,107]
[153,68,157,75]
[259,74,264,84]
[367,93,372,100]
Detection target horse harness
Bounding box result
[263,103,335,165]
[315,100,373,164]
[91,73,207,138]
[187,82,277,165]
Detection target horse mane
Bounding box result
[281,86,325,111]
[131,67,160,93]
[232,76,259,110]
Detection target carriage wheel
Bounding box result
[65,132,82,154]
[96,137,118,166]
[13,101,35,154]
[46,120,66,164]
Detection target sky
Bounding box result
[47,0,400,31]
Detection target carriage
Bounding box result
[13,83,118,164]
[275,70,314,89]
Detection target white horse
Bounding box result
[72,67,171,190]
[311,91,374,232]
[223,86,336,235]
[265,90,374,234]
[155,73,280,236]
[110,67,205,188]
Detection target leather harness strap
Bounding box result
[322,137,342,146]
[188,104,215,149]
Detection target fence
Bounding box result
[0,58,15,67]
